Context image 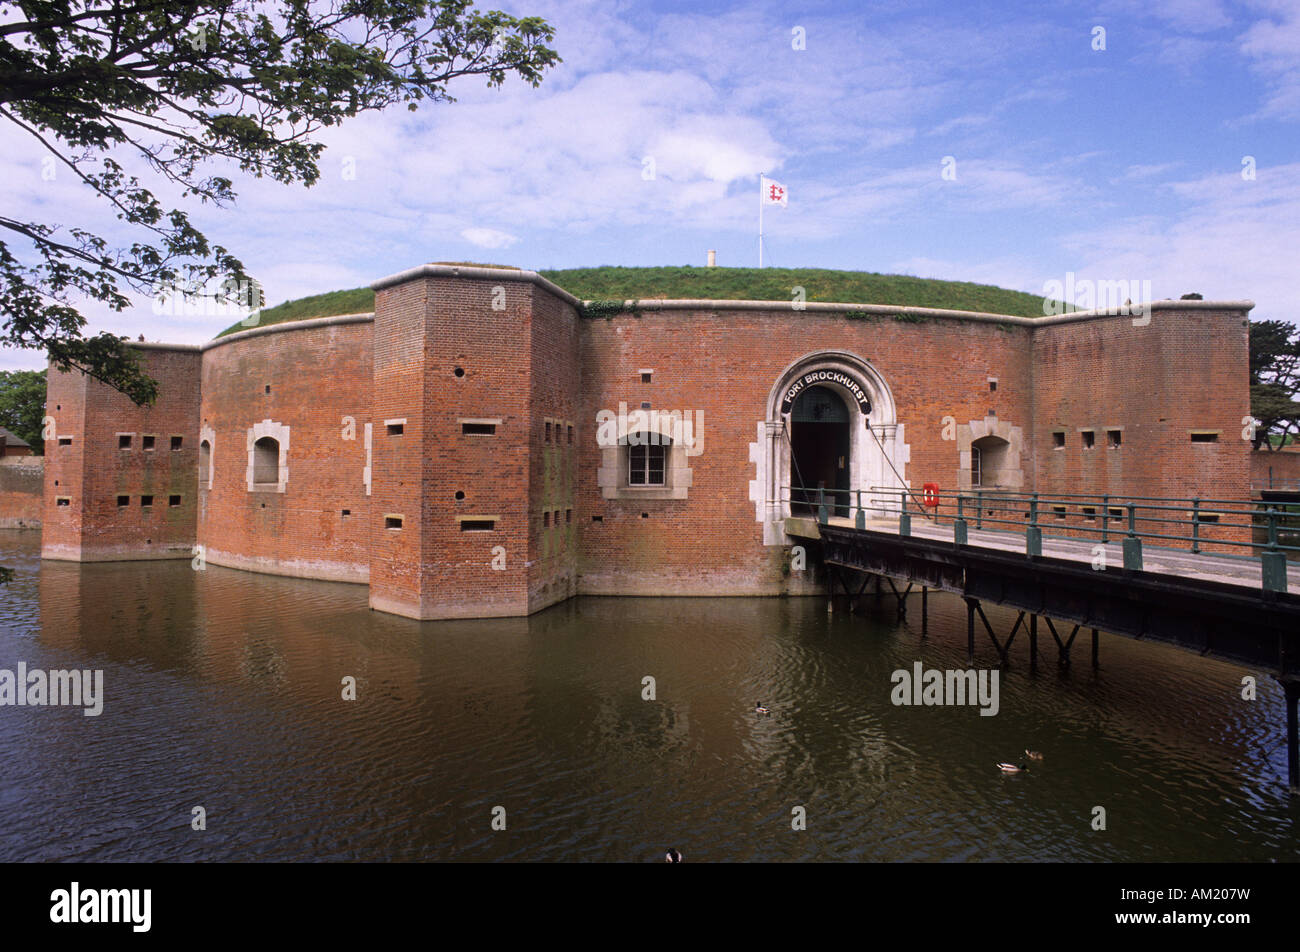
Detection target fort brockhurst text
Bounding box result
[0,664,103,716]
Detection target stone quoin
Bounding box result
[39,264,1254,620]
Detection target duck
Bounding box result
[1025,750,1044,761]
[665,848,683,863]
[754,702,771,716]
[997,762,1028,773]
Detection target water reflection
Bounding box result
[1,531,1296,862]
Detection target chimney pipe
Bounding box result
[707,249,716,268]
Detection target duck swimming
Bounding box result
[997,762,1028,773]
[754,702,770,716]
[1025,750,1044,761]
[665,848,683,863]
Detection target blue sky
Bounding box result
[2,0,1298,372]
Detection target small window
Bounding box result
[1052,505,1067,520]
[592,515,603,523]
[567,424,574,445]
[169,495,181,507]
[141,495,154,507]
[566,509,572,524]
[387,423,404,436]
[199,439,212,485]
[142,435,156,451]
[386,515,403,530]
[1081,430,1095,449]
[454,366,465,378]
[460,519,496,531]
[640,402,651,410]
[1107,507,1125,518]
[642,372,652,383]
[264,385,271,394]
[1194,511,1221,523]
[56,497,70,507]
[119,434,132,449]
[117,495,130,507]
[462,422,496,435]
[341,509,351,518]
[58,436,72,447]
[988,379,998,392]
[1106,429,1121,448]
[544,511,551,527]
[1190,432,1219,443]
[1081,506,1096,521]
[171,436,183,451]
[1052,431,1065,449]
[545,422,552,442]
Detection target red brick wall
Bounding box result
[43,348,200,561]
[0,459,42,528]
[1252,448,1300,489]
[43,272,1256,614]
[1030,306,1252,551]
[199,319,372,582]
[576,308,1033,595]
[527,284,582,612]
[367,279,426,615]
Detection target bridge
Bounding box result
[782,485,1300,793]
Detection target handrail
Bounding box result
[778,483,1299,592]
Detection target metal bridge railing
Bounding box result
[779,484,1299,594]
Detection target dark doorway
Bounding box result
[790,385,850,516]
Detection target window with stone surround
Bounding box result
[246,419,290,492]
[629,442,668,486]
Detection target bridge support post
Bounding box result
[921,586,928,637]
[1263,509,1287,593]
[1029,614,1038,670]
[1284,679,1300,796]
[1091,628,1099,669]
[965,597,976,663]
[1123,504,1143,570]
[1122,536,1143,571]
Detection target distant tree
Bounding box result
[1250,319,1300,450]
[0,0,560,405]
[0,368,46,453]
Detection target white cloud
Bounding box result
[460,227,520,249]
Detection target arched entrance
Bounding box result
[790,385,850,516]
[749,350,911,545]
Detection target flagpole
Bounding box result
[758,173,764,268]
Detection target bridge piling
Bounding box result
[965,598,976,664]
[1092,628,1099,669]
[1285,679,1300,795]
[1029,614,1038,671]
[921,586,928,637]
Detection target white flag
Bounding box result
[761,176,788,206]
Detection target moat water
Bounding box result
[0,530,1296,862]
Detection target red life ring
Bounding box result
[922,483,940,508]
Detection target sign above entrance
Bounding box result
[780,370,872,415]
